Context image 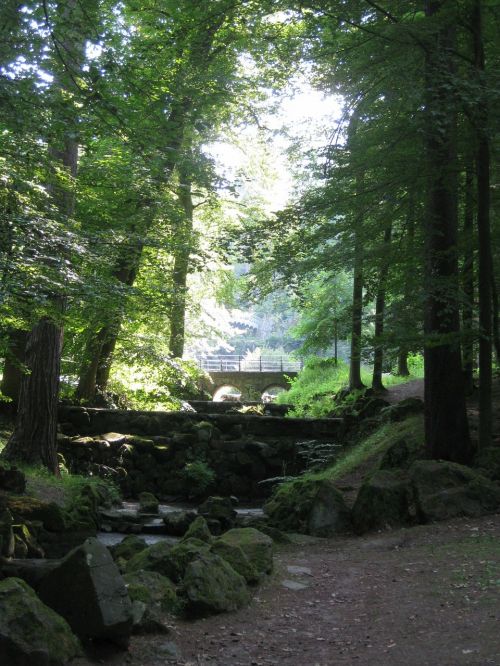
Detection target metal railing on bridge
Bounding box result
[194,355,303,373]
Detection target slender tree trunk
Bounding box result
[423,1,472,463]
[396,190,416,376]
[492,270,500,366]
[348,109,365,392]
[372,223,392,391]
[0,329,27,406]
[3,319,62,471]
[349,222,364,390]
[169,167,194,359]
[76,252,142,401]
[462,160,475,395]
[472,0,492,449]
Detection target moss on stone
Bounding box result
[352,469,412,534]
[219,528,273,577]
[182,552,250,616]
[0,577,81,666]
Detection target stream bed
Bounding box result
[97,501,265,547]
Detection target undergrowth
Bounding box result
[271,414,424,494]
[277,355,424,418]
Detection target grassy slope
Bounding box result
[277,357,424,418]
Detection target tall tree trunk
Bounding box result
[472,0,492,449]
[169,167,194,359]
[0,329,27,406]
[492,270,500,366]
[76,250,142,401]
[4,0,84,472]
[348,109,365,392]
[3,319,62,471]
[462,160,475,395]
[396,190,416,376]
[372,223,392,391]
[423,1,472,463]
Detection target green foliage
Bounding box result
[180,460,216,498]
[272,415,424,499]
[277,355,423,417]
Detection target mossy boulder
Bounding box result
[410,460,500,522]
[210,539,259,584]
[154,538,210,583]
[124,570,178,632]
[264,478,351,537]
[7,496,67,532]
[379,437,427,471]
[198,496,236,529]
[0,464,26,494]
[352,470,412,534]
[124,570,177,613]
[138,492,159,514]
[0,577,81,666]
[109,535,148,564]
[126,538,209,583]
[218,528,273,577]
[163,510,197,536]
[473,447,500,482]
[182,516,213,543]
[39,538,134,643]
[182,552,250,616]
[125,540,174,576]
[380,398,424,423]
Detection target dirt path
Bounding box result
[77,515,500,666]
[384,379,424,404]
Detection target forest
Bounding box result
[2,0,498,470]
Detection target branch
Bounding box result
[364,1,398,24]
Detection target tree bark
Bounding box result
[348,109,365,391]
[3,319,62,472]
[372,222,392,391]
[472,0,492,450]
[423,1,472,463]
[462,160,475,395]
[169,166,194,359]
[5,0,84,472]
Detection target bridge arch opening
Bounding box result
[261,385,287,403]
[213,384,242,402]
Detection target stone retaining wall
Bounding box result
[57,407,343,500]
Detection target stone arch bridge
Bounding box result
[195,356,302,401]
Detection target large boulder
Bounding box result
[148,539,210,583]
[182,552,250,616]
[7,496,67,532]
[163,510,197,536]
[109,534,148,562]
[218,528,273,577]
[138,492,159,514]
[0,464,26,494]
[210,539,259,584]
[474,447,500,482]
[182,515,213,543]
[379,437,427,471]
[39,538,134,643]
[352,470,412,534]
[380,398,424,423]
[197,496,237,530]
[124,570,178,633]
[125,540,173,576]
[264,478,351,537]
[410,460,500,522]
[0,577,81,666]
